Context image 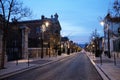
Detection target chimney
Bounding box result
[51,15,53,19]
[54,13,58,20]
[41,15,45,20]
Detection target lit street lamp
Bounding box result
[100,20,111,58]
[41,21,49,58]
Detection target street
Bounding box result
[3,53,102,80]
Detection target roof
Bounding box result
[105,13,120,22]
[61,37,69,41]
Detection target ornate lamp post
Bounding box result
[41,21,49,58]
[100,20,111,58]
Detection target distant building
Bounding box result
[61,37,69,53]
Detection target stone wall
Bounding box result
[28,48,49,58]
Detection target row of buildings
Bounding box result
[86,13,120,57]
[102,13,120,57]
[101,0,120,58]
[86,0,120,58]
[0,13,81,69]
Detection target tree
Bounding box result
[89,29,100,41]
[110,0,120,17]
[0,0,32,68]
[90,29,101,57]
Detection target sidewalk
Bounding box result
[86,52,120,80]
[0,53,72,79]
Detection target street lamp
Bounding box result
[100,20,111,58]
[41,21,49,58]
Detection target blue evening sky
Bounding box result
[21,0,114,44]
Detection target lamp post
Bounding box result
[107,28,111,58]
[92,44,95,58]
[48,41,50,57]
[41,30,43,58]
[41,21,49,58]
[100,21,111,58]
[59,37,61,55]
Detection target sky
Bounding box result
[21,0,114,44]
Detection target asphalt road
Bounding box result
[3,53,103,80]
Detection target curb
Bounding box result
[0,65,35,79]
[86,53,110,80]
[0,54,71,79]
[96,65,112,80]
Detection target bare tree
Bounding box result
[0,0,32,68]
[89,29,100,41]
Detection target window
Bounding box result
[36,27,41,34]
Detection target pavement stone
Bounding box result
[0,53,72,79]
[2,51,120,80]
[86,51,120,80]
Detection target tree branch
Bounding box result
[7,0,14,22]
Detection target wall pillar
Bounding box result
[0,30,3,68]
[20,26,30,59]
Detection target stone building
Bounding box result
[16,13,61,58]
[6,19,30,61]
[103,14,120,55]
[0,29,3,68]
[4,13,61,62]
[61,37,69,53]
[0,15,4,69]
[102,0,120,57]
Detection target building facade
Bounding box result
[16,13,61,58]
[1,13,61,63]
[6,19,30,61]
[103,13,120,57]
[0,15,4,69]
